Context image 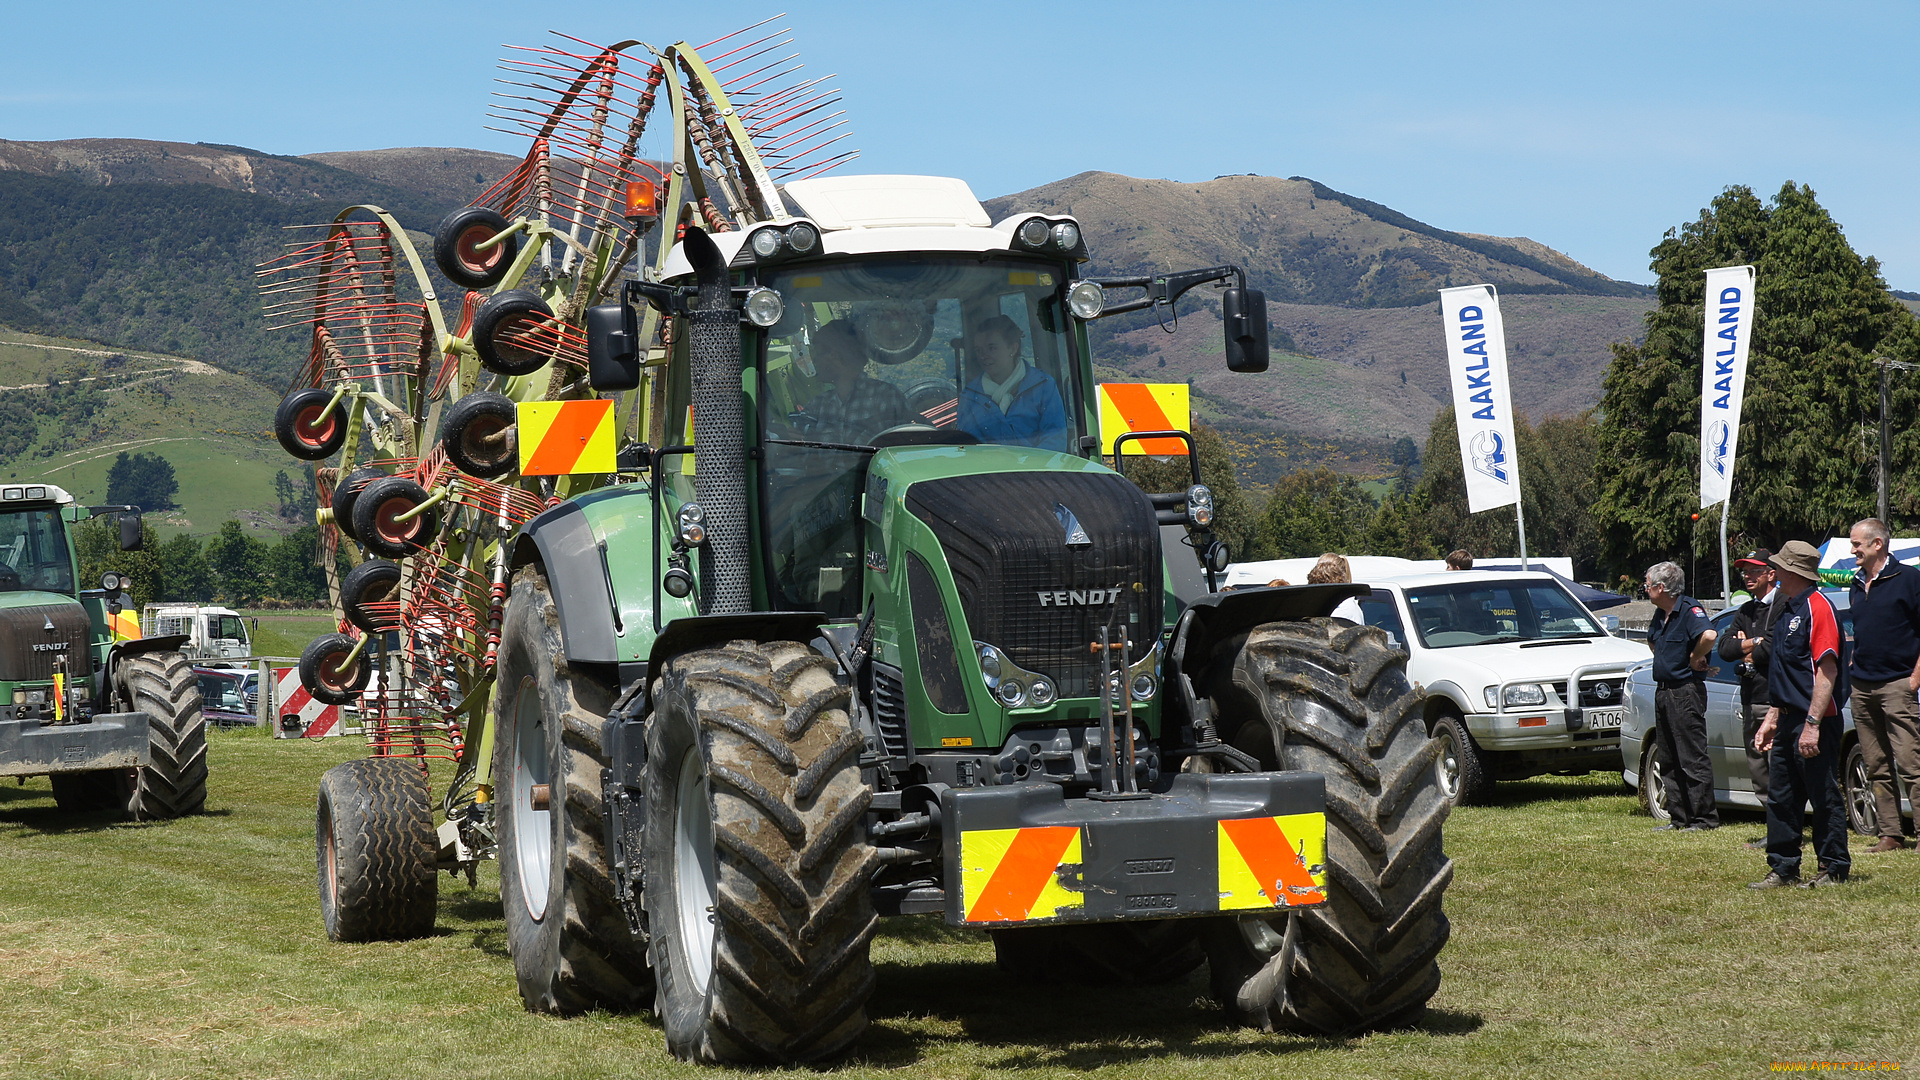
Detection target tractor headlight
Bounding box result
[1186,484,1215,528]
[663,567,694,599]
[1067,281,1105,320]
[785,221,819,254]
[749,227,785,259]
[977,643,1004,686]
[995,679,1027,707]
[743,287,785,328]
[1051,222,1080,250]
[1130,674,1156,702]
[1017,218,1051,248]
[1029,677,1056,705]
[676,503,706,547]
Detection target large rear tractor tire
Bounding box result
[991,920,1205,986]
[120,650,208,819]
[493,566,651,1014]
[317,757,437,941]
[1201,618,1451,1036]
[644,641,877,1064]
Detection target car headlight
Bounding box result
[1486,684,1547,709]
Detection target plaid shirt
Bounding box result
[803,378,913,444]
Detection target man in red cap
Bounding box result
[1719,549,1782,810]
[1846,517,1920,852]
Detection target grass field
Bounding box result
[2,733,1916,1079]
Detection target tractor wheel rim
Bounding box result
[674,746,718,996]
[456,225,503,274]
[511,676,552,921]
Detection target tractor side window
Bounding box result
[0,509,74,595]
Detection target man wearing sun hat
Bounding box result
[1750,540,1851,889]
[1718,549,1782,804]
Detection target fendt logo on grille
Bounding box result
[1037,587,1124,607]
[31,642,69,652]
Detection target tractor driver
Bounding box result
[956,315,1070,452]
[797,320,913,446]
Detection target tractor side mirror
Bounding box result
[586,302,641,391]
[1222,287,1269,373]
[119,512,144,552]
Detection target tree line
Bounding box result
[76,518,329,608]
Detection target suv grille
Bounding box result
[1552,678,1627,707]
[905,470,1160,699]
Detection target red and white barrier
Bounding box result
[273,666,344,738]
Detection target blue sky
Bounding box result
[5,1,1916,290]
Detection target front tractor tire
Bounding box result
[120,650,208,819]
[643,641,877,1065]
[317,757,437,941]
[492,567,651,1014]
[1203,618,1452,1035]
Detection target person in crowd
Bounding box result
[799,320,913,445]
[1751,541,1851,888]
[1644,561,1719,831]
[1445,549,1474,571]
[1845,517,1920,853]
[956,315,1069,451]
[1719,549,1783,835]
[1307,552,1365,621]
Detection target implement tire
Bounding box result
[120,650,208,819]
[644,641,876,1064]
[992,920,1205,986]
[1201,618,1451,1035]
[493,566,651,1014]
[316,757,437,941]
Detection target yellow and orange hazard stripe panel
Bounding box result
[1096,383,1190,456]
[518,400,617,476]
[957,813,1325,925]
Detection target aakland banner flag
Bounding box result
[1439,285,1521,513]
[1699,265,1757,508]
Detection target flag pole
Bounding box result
[1516,492,1530,571]
[1719,499,1731,603]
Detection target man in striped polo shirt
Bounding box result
[1750,541,1852,889]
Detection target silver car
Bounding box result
[1620,591,1909,834]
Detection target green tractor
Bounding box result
[0,484,207,819]
[278,28,1450,1066]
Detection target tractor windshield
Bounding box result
[0,508,74,596]
[755,255,1085,616]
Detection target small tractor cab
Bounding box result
[0,484,208,818]
[274,27,1449,1067]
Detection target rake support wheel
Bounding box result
[352,476,438,560]
[275,387,347,461]
[300,633,371,706]
[441,391,519,479]
[434,206,518,289]
[340,559,403,635]
[472,290,557,378]
[317,757,437,941]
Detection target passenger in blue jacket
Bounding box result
[956,315,1069,451]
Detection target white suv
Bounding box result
[1350,570,1647,805]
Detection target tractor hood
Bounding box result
[0,597,90,682]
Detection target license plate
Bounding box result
[1584,707,1625,731]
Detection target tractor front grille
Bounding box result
[0,602,92,683]
[905,470,1160,700]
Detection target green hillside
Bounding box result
[0,329,292,541]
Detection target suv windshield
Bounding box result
[0,508,73,595]
[1403,580,1602,648]
[755,256,1083,616]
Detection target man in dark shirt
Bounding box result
[1718,549,1782,804]
[1846,517,1920,852]
[1644,560,1719,830]
[800,320,913,445]
[1751,540,1851,888]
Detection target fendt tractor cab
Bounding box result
[275,29,1449,1067]
[0,484,208,818]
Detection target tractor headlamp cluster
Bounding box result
[1066,281,1106,320]
[1185,485,1215,528]
[100,571,127,591]
[742,287,785,328]
[1008,215,1087,258]
[743,220,821,263]
[1,486,47,501]
[675,503,707,547]
[975,642,1055,710]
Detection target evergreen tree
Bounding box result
[204,520,269,605]
[1259,467,1377,560]
[105,451,179,512]
[1118,426,1263,564]
[1409,407,1603,579]
[265,526,328,605]
[1594,182,1915,579]
[158,534,214,602]
[73,518,164,605]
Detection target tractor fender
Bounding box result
[1166,582,1367,675]
[644,612,828,677]
[510,501,620,665]
[107,634,191,667]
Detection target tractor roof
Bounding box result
[0,483,72,507]
[661,174,1083,277]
